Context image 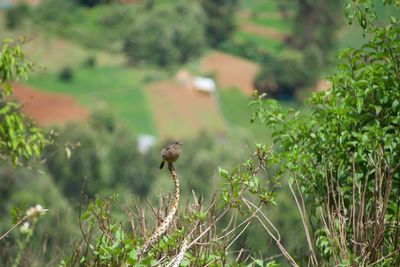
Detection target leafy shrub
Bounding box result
[83,56,96,68]
[58,67,74,82]
[75,0,113,7]
[249,1,400,264]
[0,40,48,165]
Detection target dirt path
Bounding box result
[12,83,89,127]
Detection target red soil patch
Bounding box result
[146,80,226,139]
[202,51,259,95]
[240,23,287,42]
[12,83,89,127]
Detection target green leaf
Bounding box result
[218,167,229,180]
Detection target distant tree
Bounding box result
[5,4,31,29]
[291,0,344,62]
[123,2,206,66]
[75,0,113,7]
[43,112,158,199]
[254,49,321,99]
[253,0,341,100]
[200,0,238,47]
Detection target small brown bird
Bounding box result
[159,141,182,169]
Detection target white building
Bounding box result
[137,135,156,153]
[193,76,216,94]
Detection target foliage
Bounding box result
[290,0,344,63]
[0,164,76,266]
[254,49,321,99]
[218,88,271,141]
[43,112,158,199]
[166,131,248,199]
[218,38,269,63]
[61,141,279,266]
[58,66,74,82]
[33,1,136,50]
[248,0,400,265]
[123,2,206,66]
[75,0,113,7]
[4,3,32,29]
[0,40,49,165]
[33,0,79,35]
[200,0,239,47]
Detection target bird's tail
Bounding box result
[159,161,165,169]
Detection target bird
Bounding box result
[159,141,182,169]
[138,141,182,257]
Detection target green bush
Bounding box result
[58,67,74,82]
[248,1,400,264]
[123,2,206,66]
[75,0,113,7]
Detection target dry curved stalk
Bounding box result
[137,163,180,257]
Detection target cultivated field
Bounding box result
[146,80,227,139]
[12,83,88,126]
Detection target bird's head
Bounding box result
[174,141,183,147]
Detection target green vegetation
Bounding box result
[218,88,268,141]
[220,0,291,61]
[291,0,343,59]
[32,1,137,50]
[75,0,113,7]
[0,40,54,266]
[246,2,400,264]
[240,0,283,13]
[0,40,49,165]
[1,0,399,266]
[251,17,292,33]
[250,0,343,100]
[43,112,159,199]
[200,0,239,47]
[255,48,322,99]
[123,2,206,66]
[233,31,285,53]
